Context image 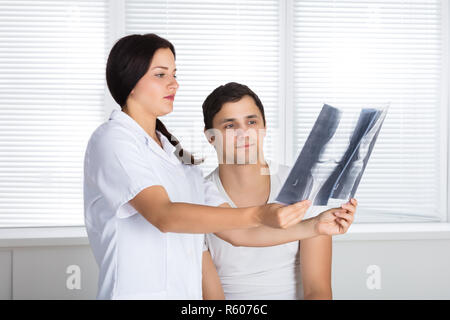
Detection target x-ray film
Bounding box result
[276,104,388,206]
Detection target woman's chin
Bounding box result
[159,104,174,117]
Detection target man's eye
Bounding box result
[248,120,256,125]
[225,124,234,129]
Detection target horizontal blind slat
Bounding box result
[292,0,443,220]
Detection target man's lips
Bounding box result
[236,143,255,149]
[164,95,175,101]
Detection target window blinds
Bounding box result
[0,0,108,227]
[0,0,445,227]
[125,0,282,175]
[292,0,445,222]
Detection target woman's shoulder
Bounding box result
[86,121,140,157]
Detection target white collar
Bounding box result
[109,109,179,164]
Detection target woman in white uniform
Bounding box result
[83,34,357,300]
[201,82,358,299]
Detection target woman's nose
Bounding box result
[168,75,179,90]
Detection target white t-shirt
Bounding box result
[204,160,322,300]
[83,109,226,300]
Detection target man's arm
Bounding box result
[214,199,357,247]
[300,235,332,300]
[214,215,318,247]
[202,250,225,300]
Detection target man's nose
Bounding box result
[235,128,246,137]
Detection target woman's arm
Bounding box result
[300,235,333,300]
[202,250,225,300]
[129,185,311,233]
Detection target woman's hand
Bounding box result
[257,200,311,229]
[313,198,358,236]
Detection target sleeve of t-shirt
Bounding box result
[85,129,162,219]
[202,176,227,207]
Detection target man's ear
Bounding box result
[204,127,215,144]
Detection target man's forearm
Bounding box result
[218,217,319,247]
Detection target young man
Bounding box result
[201,82,357,300]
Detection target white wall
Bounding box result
[332,239,450,299]
[0,226,449,300]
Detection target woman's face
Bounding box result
[127,47,179,118]
[207,95,266,165]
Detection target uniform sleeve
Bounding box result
[85,130,162,219]
[203,177,227,207]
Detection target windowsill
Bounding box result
[0,223,450,248]
[333,222,450,241]
[0,226,89,248]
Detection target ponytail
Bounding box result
[156,119,203,165]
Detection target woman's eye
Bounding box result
[155,73,165,78]
[173,74,177,79]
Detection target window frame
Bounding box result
[0,0,449,241]
[104,0,450,231]
[443,0,450,224]
[284,0,450,224]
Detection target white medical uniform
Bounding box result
[204,160,323,300]
[83,109,226,300]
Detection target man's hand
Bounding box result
[257,200,311,229]
[313,198,358,236]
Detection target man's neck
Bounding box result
[218,159,270,195]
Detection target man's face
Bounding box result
[207,95,266,165]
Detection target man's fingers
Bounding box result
[326,208,346,218]
[341,203,356,214]
[336,212,354,223]
[337,218,350,232]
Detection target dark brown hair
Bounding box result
[202,82,266,130]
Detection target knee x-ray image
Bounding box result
[276,104,388,206]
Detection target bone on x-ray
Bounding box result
[275,103,388,216]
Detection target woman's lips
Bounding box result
[164,95,175,101]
